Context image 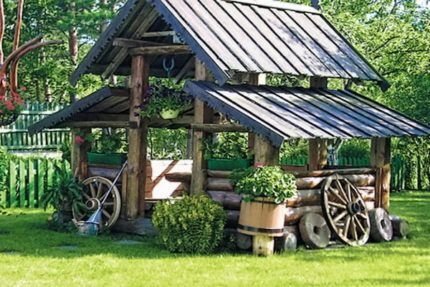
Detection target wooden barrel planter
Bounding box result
[237,198,285,237]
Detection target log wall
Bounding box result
[206,168,377,228]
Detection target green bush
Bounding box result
[231,166,297,204]
[152,195,226,254]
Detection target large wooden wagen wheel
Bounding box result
[72,176,121,229]
[321,175,370,247]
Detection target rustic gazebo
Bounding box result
[29,0,430,244]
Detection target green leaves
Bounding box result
[231,166,297,204]
[152,195,226,254]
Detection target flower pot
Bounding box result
[87,152,127,166]
[207,158,252,171]
[160,108,180,120]
[238,197,285,237]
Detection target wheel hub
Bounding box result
[86,198,101,211]
[347,202,361,215]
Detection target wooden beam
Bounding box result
[113,38,165,48]
[254,136,279,166]
[102,9,159,79]
[191,60,213,195]
[175,56,195,83]
[71,113,129,122]
[192,124,248,133]
[310,76,328,88]
[149,115,194,128]
[309,139,328,171]
[59,121,128,128]
[126,55,149,220]
[248,73,266,153]
[129,45,191,56]
[371,137,391,210]
[141,31,176,38]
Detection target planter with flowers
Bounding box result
[86,129,127,166]
[230,166,296,237]
[140,80,191,120]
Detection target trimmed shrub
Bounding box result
[152,195,226,254]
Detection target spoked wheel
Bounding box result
[321,174,370,247]
[72,176,121,229]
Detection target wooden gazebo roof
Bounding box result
[71,0,388,88]
[184,81,430,147]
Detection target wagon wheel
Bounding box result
[72,176,121,229]
[321,174,370,247]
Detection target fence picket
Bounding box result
[9,161,17,208]
[28,159,36,208]
[37,159,46,208]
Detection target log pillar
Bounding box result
[308,139,328,171]
[247,73,266,153]
[308,77,328,171]
[191,60,213,194]
[71,128,91,179]
[371,137,391,210]
[126,55,149,220]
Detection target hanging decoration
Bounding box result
[0,0,61,126]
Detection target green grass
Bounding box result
[1,192,429,287]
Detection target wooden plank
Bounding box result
[19,160,26,207]
[129,45,191,56]
[37,159,46,208]
[9,160,17,207]
[141,31,176,38]
[60,121,129,129]
[113,38,166,48]
[28,159,36,208]
[308,139,328,171]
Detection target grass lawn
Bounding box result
[0,192,429,287]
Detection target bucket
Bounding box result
[238,197,285,237]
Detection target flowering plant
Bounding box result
[0,87,25,125]
[140,79,191,118]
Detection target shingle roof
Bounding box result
[184,81,430,147]
[71,0,388,88]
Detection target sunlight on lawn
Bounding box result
[0,192,429,287]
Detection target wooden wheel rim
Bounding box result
[72,176,121,228]
[321,174,370,247]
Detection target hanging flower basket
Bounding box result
[0,112,19,127]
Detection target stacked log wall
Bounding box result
[206,168,377,228]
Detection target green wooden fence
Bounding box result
[0,102,70,151]
[0,157,69,208]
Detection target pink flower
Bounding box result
[0,110,3,114]
[75,136,85,145]
[20,86,27,92]
[4,100,15,111]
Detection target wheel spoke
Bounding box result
[89,183,96,198]
[329,187,347,204]
[334,210,348,223]
[97,182,103,198]
[334,181,348,202]
[346,184,352,202]
[343,216,351,238]
[353,216,366,235]
[102,209,111,219]
[328,201,346,209]
[83,193,91,201]
[104,202,114,206]
[356,212,368,220]
[350,218,358,241]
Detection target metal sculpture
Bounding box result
[0,0,61,126]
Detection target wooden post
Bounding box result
[191,59,213,194]
[71,128,91,179]
[248,73,266,154]
[309,139,328,171]
[308,77,328,171]
[126,54,149,220]
[371,137,391,210]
